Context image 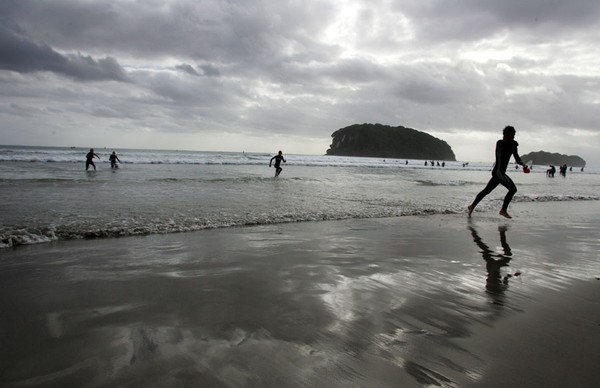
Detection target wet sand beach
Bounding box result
[1,201,599,387]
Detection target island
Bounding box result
[326,123,456,161]
[521,151,586,167]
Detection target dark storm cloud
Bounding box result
[0,0,336,67]
[0,24,129,82]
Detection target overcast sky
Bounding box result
[1,0,599,164]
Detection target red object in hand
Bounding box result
[523,165,530,174]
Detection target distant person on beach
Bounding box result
[269,150,286,177]
[109,151,121,169]
[85,148,100,171]
[468,126,524,219]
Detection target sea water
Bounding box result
[1,145,598,248]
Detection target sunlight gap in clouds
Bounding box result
[321,0,414,64]
[321,0,362,58]
[504,85,550,97]
[460,34,521,64]
[461,34,600,78]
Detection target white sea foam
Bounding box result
[0,227,57,248]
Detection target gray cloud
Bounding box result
[176,63,221,77]
[0,24,129,82]
[176,64,201,77]
[0,0,337,66]
[396,0,600,42]
[1,0,599,164]
[199,64,221,77]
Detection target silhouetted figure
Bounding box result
[468,126,524,219]
[442,162,445,167]
[546,165,556,177]
[469,225,515,305]
[405,160,408,165]
[109,151,121,169]
[569,166,572,172]
[424,161,428,166]
[559,164,567,177]
[269,150,286,177]
[86,148,100,171]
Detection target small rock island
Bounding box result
[326,123,456,161]
[520,151,586,167]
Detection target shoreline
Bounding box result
[1,201,599,386]
[3,197,600,249]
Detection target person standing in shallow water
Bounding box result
[269,150,286,177]
[85,148,100,171]
[109,151,121,169]
[468,126,524,219]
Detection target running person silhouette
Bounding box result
[269,150,286,177]
[468,126,524,219]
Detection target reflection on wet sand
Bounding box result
[0,221,494,387]
[468,224,514,305]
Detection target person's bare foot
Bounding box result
[467,205,474,218]
[499,209,512,219]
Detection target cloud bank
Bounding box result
[1,0,599,163]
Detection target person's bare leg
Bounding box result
[468,204,475,218]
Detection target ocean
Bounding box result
[1,145,598,248]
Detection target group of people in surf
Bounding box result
[85,125,533,219]
[546,163,581,177]
[85,148,287,177]
[85,148,121,171]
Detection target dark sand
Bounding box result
[1,202,599,387]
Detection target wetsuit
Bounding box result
[472,139,523,211]
[86,151,99,170]
[109,154,120,168]
[269,154,286,176]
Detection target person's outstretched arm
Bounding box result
[512,144,523,166]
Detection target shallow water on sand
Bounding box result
[1,202,599,387]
